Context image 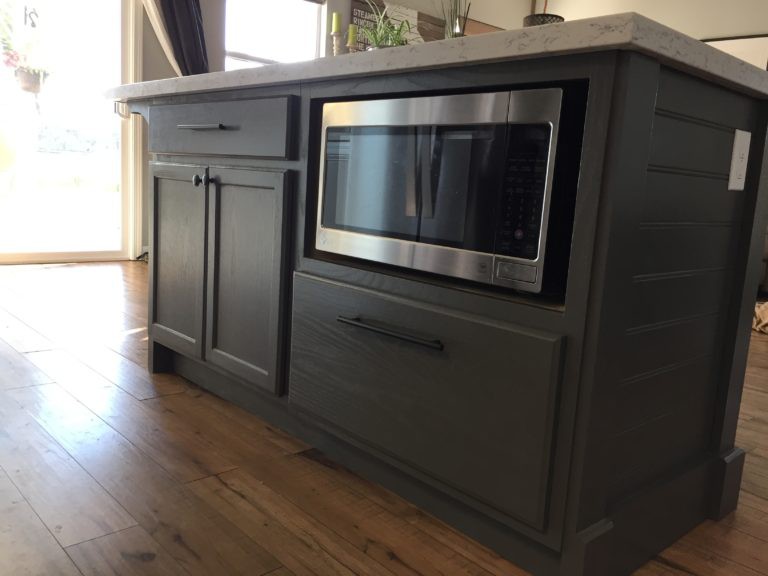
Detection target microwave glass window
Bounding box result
[323,127,419,239]
[322,124,507,252]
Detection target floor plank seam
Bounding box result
[3,393,142,539]
[654,554,700,575]
[0,381,54,392]
[61,547,89,576]
[1,459,90,569]
[62,524,139,550]
[719,519,768,545]
[188,466,242,485]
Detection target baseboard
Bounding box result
[710,447,746,520]
[566,457,716,576]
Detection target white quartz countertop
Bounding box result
[108,12,768,102]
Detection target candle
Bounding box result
[331,12,341,34]
[347,24,358,45]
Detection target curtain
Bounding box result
[143,0,209,76]
[158,0,208,75]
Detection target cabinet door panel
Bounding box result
[150,163,207,359]
[206,168,288,393]
[290,273,564,530]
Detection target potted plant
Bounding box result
[14,65,48,93]
[361,0,411,49]
[3,48,48,93]
[441,0,472,38]
[2,38,48,94]
[523,0,564,27]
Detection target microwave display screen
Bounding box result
[322,123,551,258]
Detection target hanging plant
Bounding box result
[1,5,48,93]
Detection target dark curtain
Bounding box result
[159,0,208,75]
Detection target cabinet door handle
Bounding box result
[177,123,226,131]
[336,315,444,351]
[192,174,203,187]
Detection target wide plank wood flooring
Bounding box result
[0,261,765,576]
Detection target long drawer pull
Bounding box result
[336,315,444,351]
[177,123,226,131]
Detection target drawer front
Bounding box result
[149,97,294,158]
[289,273,564,530]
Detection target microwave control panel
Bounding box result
[495,124,551,262]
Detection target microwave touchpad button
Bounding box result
[496,261,537,284]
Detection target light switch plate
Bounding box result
[728,129,751,191]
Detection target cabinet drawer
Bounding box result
[148,97,294,158]
[289,273,564,530]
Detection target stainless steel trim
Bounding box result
[316,228,494,284]
[316,88,563,294]
[321,92,511,128]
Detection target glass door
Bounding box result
[0,0,126,262]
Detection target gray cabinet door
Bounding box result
[150,163,207,359]
[205,167,289,393]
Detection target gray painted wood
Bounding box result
[289,272,564,530]
[643,171,743,223]
[205,167,290,394]
[150,162,207,359]
[628,269,728,327]
[148,97,294,158]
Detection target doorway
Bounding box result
[0,0,128,263]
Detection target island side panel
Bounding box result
[567,53,767,576]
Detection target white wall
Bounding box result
[473,0,768,39]
[142,11,175,81]
[200,0,225,72]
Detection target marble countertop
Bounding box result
[108,12,768,102]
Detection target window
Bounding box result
[225,0,322,70]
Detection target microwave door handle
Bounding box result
[419,130,435,219]
[405,131,418,217]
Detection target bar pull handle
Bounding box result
[336,315,444,351]
[177,123,226,131]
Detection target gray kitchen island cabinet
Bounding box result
[150,161,289,394]
[112,14,768,576]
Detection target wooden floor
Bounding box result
[0,262,765,576]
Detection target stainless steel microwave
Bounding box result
[315,88,568,294]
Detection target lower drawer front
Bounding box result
[289,273,564,530]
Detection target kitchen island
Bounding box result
[110,13,768,575]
